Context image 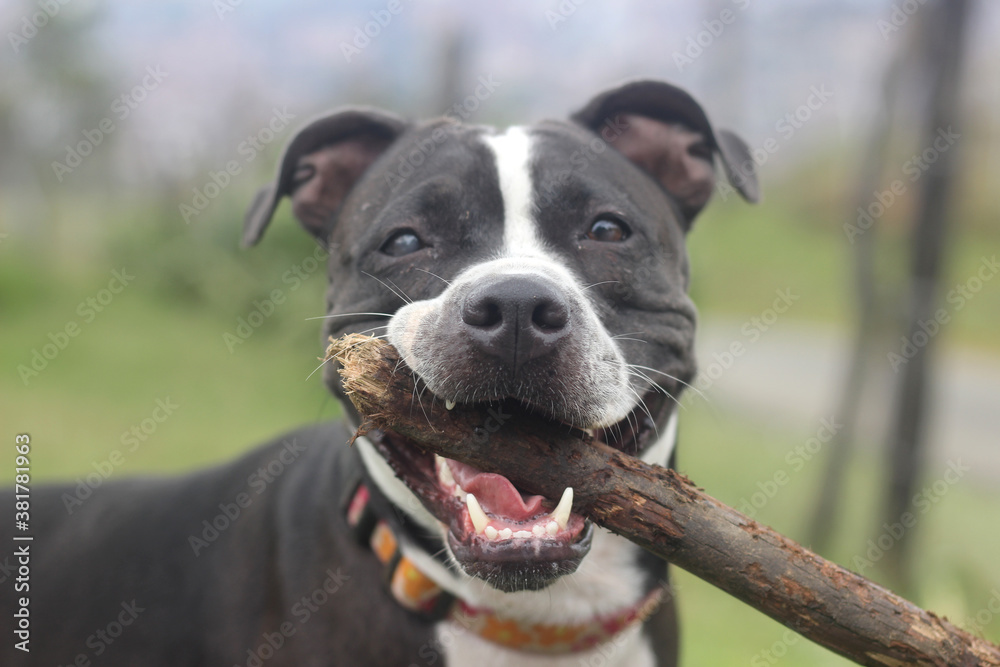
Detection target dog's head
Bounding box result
[245,80,758,593]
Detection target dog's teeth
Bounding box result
[466,493,489,535]
[498,527,513,540]
[552,487,573,530]
[445,399,456,411]
[532,524,545,537]
[513,530,532,539]
[437,459,455,487]
[484,525,498,540]
[546,520,559,536]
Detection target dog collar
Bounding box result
[344,480,665,654]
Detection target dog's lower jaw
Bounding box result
[355,432,593,594]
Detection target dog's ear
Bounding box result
[571,80,759,224]
[243,108,408,247]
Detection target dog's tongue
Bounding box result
[447,459,544,521]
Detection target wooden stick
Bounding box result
[327,334,1000,667]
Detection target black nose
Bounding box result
[460,276,571,370]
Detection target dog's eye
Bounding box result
[291,164,315,188]
[380,229,424,257]
[587,217,630,243]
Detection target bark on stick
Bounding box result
[327,334,1000,667]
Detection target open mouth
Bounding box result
[370,391,666,592]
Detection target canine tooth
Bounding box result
[466,494,489,535]
[498,527,513,540]
[445,399,456,411]
[437,460,455,487]
[546,521,559,536]
[532,524,545,537]
[485,526,499,540]
[552,487,573,530]
[513,530,532,539]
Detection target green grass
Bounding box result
[2,183,999,662]
[1,222,340,478]
[688,171,1000,352]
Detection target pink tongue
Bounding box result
[447,459,545,521]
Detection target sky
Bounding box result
[2,0,998,189]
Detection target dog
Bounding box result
[1,79,757,666]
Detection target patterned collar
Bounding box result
[344,481,665,654]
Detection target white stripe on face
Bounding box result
[482,127,548,258]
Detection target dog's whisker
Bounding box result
[415,267,452,285]
[305,356,334,381]
[618,367,684,413]
[628,387,660,440]
[307,332,392,381]
[362,271,412,304]
[412,377,436,432]
[333,331,393,356]
[581,280,621,291]
[346,325,391,338]
[624,368,670,397]
[385,277,414,303]
[629,364,710,404]
[634,373,685,412]
[357,324,389,339]
[305,311,393,321]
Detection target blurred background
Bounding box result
[2,0,998,663]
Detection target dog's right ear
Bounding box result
[571,80,759,225]
[242,108,408,247]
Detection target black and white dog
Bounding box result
[1,80,756,666]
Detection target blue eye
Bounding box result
[587,217,630,242]
[381,229,424,257]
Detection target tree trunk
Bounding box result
[883,0,970,587]
[810,31,910,553]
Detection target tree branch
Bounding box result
[327,334,1000,667]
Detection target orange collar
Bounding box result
[347,482,665,654]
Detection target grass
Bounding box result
[689,165,1000,353]
[2,181,999,661]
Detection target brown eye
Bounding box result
[587,217,630,242]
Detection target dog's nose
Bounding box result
[460,276,570,370]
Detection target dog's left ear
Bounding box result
[571,80,759,225]
[243,108,408,247]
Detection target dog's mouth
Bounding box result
[370,392,665,592]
